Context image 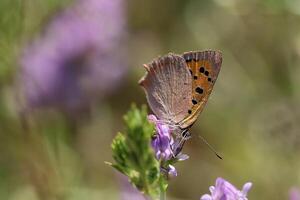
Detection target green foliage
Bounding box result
[109,104,167,199]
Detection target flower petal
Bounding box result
[242,182,253,196]
[168,165,177,177]
[200,194,213,200]
[209,186,215,193]
[176,153,189,161]
[147,114,158,122]
[201,178,252,200]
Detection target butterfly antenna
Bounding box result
[198,134,223,160]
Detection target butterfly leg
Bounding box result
[171,129,191,156]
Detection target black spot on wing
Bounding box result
[199,67,205,73]
[192,99,197,105]
[195,87,203,94]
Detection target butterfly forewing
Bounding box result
[139,54,193,124]
[179,50,222,129]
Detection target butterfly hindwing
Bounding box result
[139,54,193,124]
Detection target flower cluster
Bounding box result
[20,0,127,112]
[148,114,189,177]
[200,178,252,200]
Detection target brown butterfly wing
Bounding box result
[179,50,222,129]
[139,54,193,124]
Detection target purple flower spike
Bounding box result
[148,115,173,161]
[20,0,127,113]
[289,187,300,200]
[200,177,252,200]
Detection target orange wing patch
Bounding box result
[179,51,222,129]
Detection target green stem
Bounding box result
[159,179,166,200]
[159,189,166,200]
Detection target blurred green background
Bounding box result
[0,0,300,199]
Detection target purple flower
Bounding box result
[20,0,127,112]
[289,187,300,200]
[167,165,177,177]
[148,115,189,177]
[148,115,173,161]
[200,178,252,200]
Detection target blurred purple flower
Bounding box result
[290,187,300,200]
[118,173,146,200]
[20,0,127,112]
[200,177,252,200]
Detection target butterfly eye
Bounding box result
[186,58,192,63]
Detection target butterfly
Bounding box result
[139,50,222,155]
